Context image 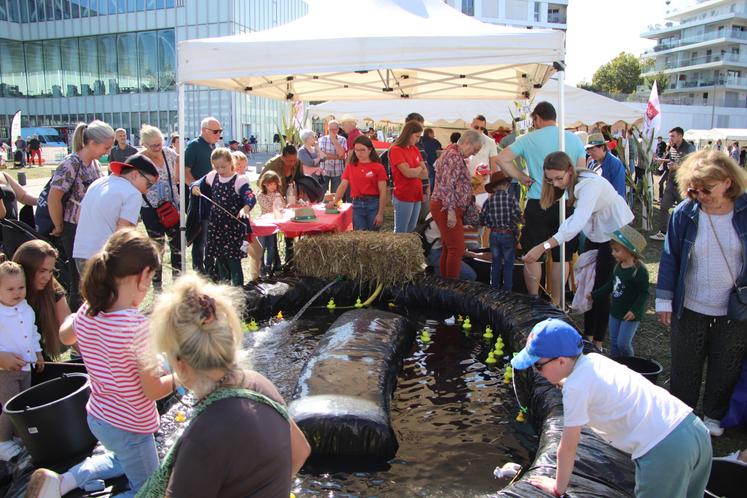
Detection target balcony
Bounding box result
[547,13,566,24]
[644,29,747,55]
[667,76,747,91]
[648,52,747,72]
[590,90,747,108]
[643,10,747,37]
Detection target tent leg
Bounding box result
[557,67,566,312]
[178,82,188,275]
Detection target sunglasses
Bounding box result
[139,171,155,188]
[533,357,558,372]
[687,186,714,197]
[472,125,486,131]
[204,128,223,135]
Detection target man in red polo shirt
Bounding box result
[341,117,362,160]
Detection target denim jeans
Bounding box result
[258,234,278,273]
[352,196,380,231]
[427,247,476,281]
[67,415,159,497]
[489,232,515,291]
[392,197,421,233]
[608,316,641,357]
[321,175,342,195]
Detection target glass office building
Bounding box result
[0,0,307,145]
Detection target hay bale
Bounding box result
[294,231,425,287]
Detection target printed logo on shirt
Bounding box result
[365,171,374,177]
[612,276,625,298]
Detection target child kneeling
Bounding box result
[512,319,712,498]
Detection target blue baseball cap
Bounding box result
[511,319,583,370]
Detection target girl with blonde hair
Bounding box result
[139,273,310,497]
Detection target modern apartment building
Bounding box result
[443,0,568,30]
[641,0,747,121]
[0,0,307,146]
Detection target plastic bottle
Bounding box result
[273,195,284,220]
[286,182,297,207]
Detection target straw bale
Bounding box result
[294,231,426,287]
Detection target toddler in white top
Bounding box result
[0,261,43,460]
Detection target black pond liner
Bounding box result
[243,275,637,497]
[706,459,747,497]
[612,356,664,384]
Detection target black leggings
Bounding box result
[583,240,614,343]
[670,308,747,419]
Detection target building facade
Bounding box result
[0,0,307,146]
[443,0,567,30]
[641,0,747,126]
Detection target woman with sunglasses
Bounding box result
[522,151,633,350]
[656,149,747,437]
[140,125,181,292]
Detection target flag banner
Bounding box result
[10,110,21,154]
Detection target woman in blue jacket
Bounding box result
[656,149,747,437]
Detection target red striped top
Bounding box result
[74,303,159,434]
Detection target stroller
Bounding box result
[0,208,73,294]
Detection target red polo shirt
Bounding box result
[342,162,387,198]
[389,145,423,202]
[346,128,363,152]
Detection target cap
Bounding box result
[110,154,159,178]
[610,224,647,257]
[511,319,583,370]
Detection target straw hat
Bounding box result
[610,225,647,257]
[585,132,608,149]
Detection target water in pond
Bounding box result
[237,306,537,497]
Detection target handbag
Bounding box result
[143,152,179,231]
[705,212,747,321]
[35,157,81,235]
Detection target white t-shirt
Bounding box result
[562,354,691,459]
[467,133,498,179]
[73,175,142,259]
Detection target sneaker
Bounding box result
[649,231,666,241]
[26,469,62,498]
[0,440,21,461]
[704,416,724,437]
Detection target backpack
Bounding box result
[415,215,438,258]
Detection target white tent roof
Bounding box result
[177,0,564,101]
[684,128,747,142]
[306,79,643,128]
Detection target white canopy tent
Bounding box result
[306,78,643,129]
[175,0,570,304]
[684,128,747,143]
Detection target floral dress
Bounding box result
[205,174,253,260]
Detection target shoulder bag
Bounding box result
[705,212,747,321]
[143,151,179,230]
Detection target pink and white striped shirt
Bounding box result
[74,303,159,434]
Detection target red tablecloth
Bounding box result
[251,203,353,238]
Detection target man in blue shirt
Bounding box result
[496,101,586,303]
[586,132,627,199]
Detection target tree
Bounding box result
[591,52,643,94]
[642,58,670,95]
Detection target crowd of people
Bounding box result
[0,100,743,497]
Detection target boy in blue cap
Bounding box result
[511,318,712,498]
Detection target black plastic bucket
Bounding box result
[31,359,87,386]
[705,459,747,497]
[612,356,663,384]
[4,373,97,465]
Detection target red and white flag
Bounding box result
[643,81,661,135]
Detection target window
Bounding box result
[71,0,80,18]
[146,0,155,10]
[29,0,38,22]
[157,29,176,91]
[54,0,62,19]
[20,0,28,21]
[45,0,54,20]
[127,0,135,12]
[137,31,158,92]
[534,2,541,22]
[78,36,99,95]
[0,1,7,21]
[43,39,63,96]
[117,33,138,93]
[80,0,89,17]
[0,39,27,95]
[9,0,19,22]
[25,41,45,96]
[61,38,80,96]
[461,0,473,16]
[97,35,117,94]
[117,0,124,13]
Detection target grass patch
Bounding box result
[3,165,57,181]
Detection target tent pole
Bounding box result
[178,82,187,274]
[557,66,566,312]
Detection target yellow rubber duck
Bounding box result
[482,326,493,340]
[175,411,187,423]
[420,329,432,344]
[457,314,464,322]
[246,318,259,332]
[276,311,284,320]
[496,336,504,347]
[516,411,526,423]
[485,351,497,365]
[462,317,472,330]
[495,345,504,357]
[354,297,363,308]
[326,298,336,310]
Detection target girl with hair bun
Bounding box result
[27,228,177,498]
[139,273,310,497]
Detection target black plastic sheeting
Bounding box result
[243,275,637,497]
[288,310,414,464]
